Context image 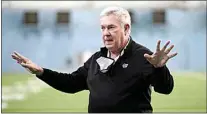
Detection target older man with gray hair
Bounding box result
[12,6,177,113]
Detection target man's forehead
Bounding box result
[100,16,120,26]
[101,23,116,27]
[100,15,118,21]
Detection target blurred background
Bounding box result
[1,1,206,113]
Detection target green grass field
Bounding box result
[2,72,206,113]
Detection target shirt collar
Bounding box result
[107,38,130,58]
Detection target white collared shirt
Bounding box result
[107,38,130,62]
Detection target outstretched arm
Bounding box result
[11,51,91,93]
[36,66,89,93]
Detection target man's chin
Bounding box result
[106,46,117,52]
[105,45,114,49]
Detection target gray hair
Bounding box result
[100,6,131,34]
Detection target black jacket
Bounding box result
[37,38,174,113]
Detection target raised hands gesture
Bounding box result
[144,40,178,68]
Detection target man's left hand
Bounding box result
[144,40,178,68]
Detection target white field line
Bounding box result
[2,77,50,109]
[2,102,8,109]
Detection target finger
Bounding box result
[11,54,20,60]
[11,54,23,63]
[20,62,33,69]
[14,51,28,62]
[20,62,28,67]
[144,53,153,60]
[14,51,26,60]
[156,40,161,52]
[161,41,170,52]
[165,45,174,54]
[168,52,178,59]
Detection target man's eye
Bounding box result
[108,26,114,29]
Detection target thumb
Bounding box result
[144,53,152,59]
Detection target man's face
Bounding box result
[100,15,125,52]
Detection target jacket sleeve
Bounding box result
[139,48,174,94]
[36,55,93,94]
[149,66,174,94]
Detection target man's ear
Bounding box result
[124,24,130,35]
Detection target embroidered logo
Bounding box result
[122,63,128,68]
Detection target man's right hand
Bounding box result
[11,51,44,75]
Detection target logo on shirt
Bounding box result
[122,63,128,68]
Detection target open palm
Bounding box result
[11,51,43,75]
[144,40,178,68]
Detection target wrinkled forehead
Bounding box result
[100,14,121,26]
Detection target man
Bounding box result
[11,6,177,113]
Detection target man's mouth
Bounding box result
[105,40,113,45]
[105,39,113,42]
